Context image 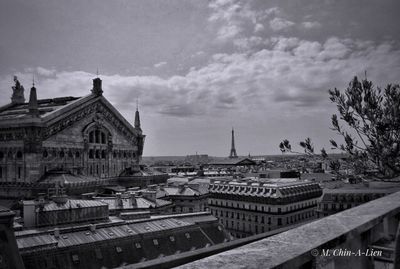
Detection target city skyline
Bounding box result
[1,0,400,156]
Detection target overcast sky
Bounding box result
[1,0,399,156]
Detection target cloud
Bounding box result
[1,38,399,121]
[301,21,322,29]
[36,67,56,77]
[208,0,267,42]
[269,17,295,32]
[153,62,167,68]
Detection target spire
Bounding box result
[11,76,25,104]
[134,98,141,130]
[28,82,39,117]
[229,127,238,158]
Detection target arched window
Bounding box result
[75,151,80,158]
[7,151,12,158]
[95,130,100,143]
[123,152,127,158]
[101,150,106,159]
[68,151,73,158]
[59,151,65,158]
[101,132,106,144]
[89,131,94,143]
[0,151,4,160]
[95,150,100,159]
[89,149,94,159]
[113,152,116,158]
[16,151,23,159]
[42,150,48,158]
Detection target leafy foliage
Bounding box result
[279,76,400,179]
[329,76,400,178]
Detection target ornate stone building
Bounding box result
[0,76,145,185]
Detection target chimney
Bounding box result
[130,193,137,208]
[28,85,39,117]
[91,77,103,96]
[11,76,25,104]
[115,193,123,208]
[54,228,60,238]
[23,200,37,228]
[89,224,96,233]
[142,190,156,202]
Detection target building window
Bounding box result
[0,166,2,179]
[95,130,100,143]
[71,254,79,264]
[75,151,80,158]
[16,151,22,159]
[17,167,21,179]
[89,131,94,143]
[95,248,103,260]
[89,149,94,159]
[95,150,100,159]
[135,242,141,249]
[185,233,191,239]
[278,218,282,226]
[42,150,48,158]
[169,236,175,242]
[101,132,106,144]
[59,151,65,158]
[153,239,159,246]
[116,246,123,253]
[101,150,106,159]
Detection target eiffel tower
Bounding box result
[229,128,238,158]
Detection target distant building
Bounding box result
[208,180,322,238]
[15,212,231,269]
[249,169,300,179]
[0,206,25,268]
[185,154,209,164]
[94,191,174,216]
[23,197,109,228]
[208,158,257,169]
[316,185,400,217]
[141,183,209,214]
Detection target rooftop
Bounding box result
[0,96,82,121]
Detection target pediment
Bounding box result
[42,96,141,143]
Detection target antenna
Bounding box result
[364,70,367,80]
[32,74,35,86]
[96,68,99,77]
[136,97,139,111]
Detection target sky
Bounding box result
[0,0,399,156]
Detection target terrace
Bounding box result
[122,190,400,269]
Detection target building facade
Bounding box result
[315,187,400,217]
[208,180,323,238]
[0,77,144,185]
